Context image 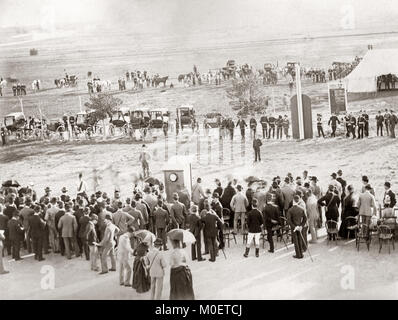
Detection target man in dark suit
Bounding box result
[201,202,223,262]
[55,202,66,256]
[186,205,205,262]
[253,135,262,162]
[78,208,91,260]
[328,113,340,137]
[153,200,169,250]
[383,182,396,208]
[7,209,24,260]
[73,199,85,257]
[28,205,46,261]
[170,193,188,229]
[287,195,307,259]
[263,194,281,253]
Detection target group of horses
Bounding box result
[54,75,78,88]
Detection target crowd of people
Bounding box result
[1,167,396,299]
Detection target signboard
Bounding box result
[328,83,348,114]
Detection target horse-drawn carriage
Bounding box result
[263,63,278,85]
[76,110,97,133]
[176,105,195,131]
[222,60,237,79]
[149,108,170,129]
[130,108,150,130]
[109,107,131,135]
[55,75,78,88]
[46,119,65,133]
[4,112,26,132]
[285,62,298,77]
[204,112,222,128]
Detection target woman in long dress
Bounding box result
[169,239,195,300]
[132,241,151,293]
[339,185,358,239]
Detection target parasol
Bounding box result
[134,230,156,244]
[2,180,20,188]
[167,229,196,243]
[144,176,161,186]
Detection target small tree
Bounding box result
[84,93,123,138]
[226,74,269,117]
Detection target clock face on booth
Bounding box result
[169,173,178,182]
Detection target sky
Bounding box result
[1,0,398,37]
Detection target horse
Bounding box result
[153,76,168,87]
[31,79,41,92]
[178,74,186,82]
[54,78,66,88]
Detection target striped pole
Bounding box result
[295,64,305,140]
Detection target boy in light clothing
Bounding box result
[147,238,167,300]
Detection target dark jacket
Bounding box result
[28,214,46,238]
[384,190,397,208]
[153,207,169,229]
[186,214,202,238]
[287,205,307,229]
[318,191,340,221]
[263,204,281,228]
[201,213,223,238]
[247,208,264,233]
[78,215,90,238]
[7,218,24,241]
[220,185,236,211]
[253,138,262,149]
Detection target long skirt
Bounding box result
[170,265,195,300]
[132,257,150,293]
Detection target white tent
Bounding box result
[345,49,398,93]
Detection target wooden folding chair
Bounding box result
[222,222,236,248]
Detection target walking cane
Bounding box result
[298,230,314,262]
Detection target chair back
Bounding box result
[379,225,392,236]
[222,222,230,233]
[326,220,338,233]
[345,216,358,229]
[222,208,231,222]
[357,223,369,237]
